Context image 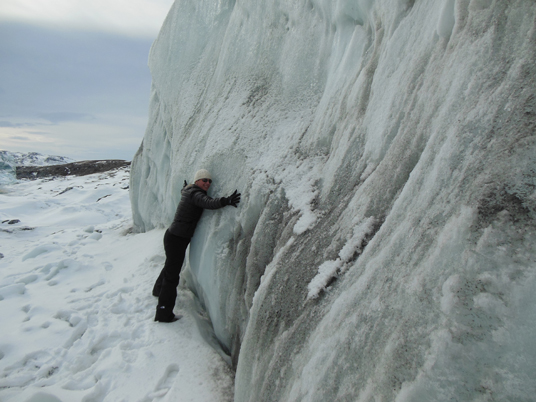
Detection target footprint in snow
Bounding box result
[84,279,106,292]
[146,364,180,400]
[22,244,61,261]
[0,283,27,299]
[19,274,38,285]
[42,259,77,283]
[21,392,62,402]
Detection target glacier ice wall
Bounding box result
[131,0,536,400]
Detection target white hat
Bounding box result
[194,169,212,182]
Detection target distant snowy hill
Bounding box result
[0,150,75,167]
[0,150,76,185]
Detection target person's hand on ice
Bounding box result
[222,190,241,208]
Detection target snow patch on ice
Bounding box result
[275,157,324,235]
[308,217,376,300]
[307,260,343,300]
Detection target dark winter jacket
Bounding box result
[168,184,225,238]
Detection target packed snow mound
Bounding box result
[131,0,536,400]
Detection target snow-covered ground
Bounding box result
[0,169,234,402]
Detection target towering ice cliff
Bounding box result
[131,0,536,400]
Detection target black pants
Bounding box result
[153,230,190,309]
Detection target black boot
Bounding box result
[154,305,179,322]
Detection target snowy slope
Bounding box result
[131,0,536,400]
[0,170,233,401]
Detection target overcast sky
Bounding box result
[0,0,175,161]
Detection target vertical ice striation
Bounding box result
[131,0,536,400]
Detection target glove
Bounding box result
[223,190,241,208]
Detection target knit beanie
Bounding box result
[194,169,212,182]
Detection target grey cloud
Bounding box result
[0,121,36,128]
[9,136,31,141]
[38,112,96,124]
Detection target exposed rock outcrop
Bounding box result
[16,160,130,180]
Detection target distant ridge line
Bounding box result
[16,159,131,180]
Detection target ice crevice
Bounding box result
[131,0,536,400]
